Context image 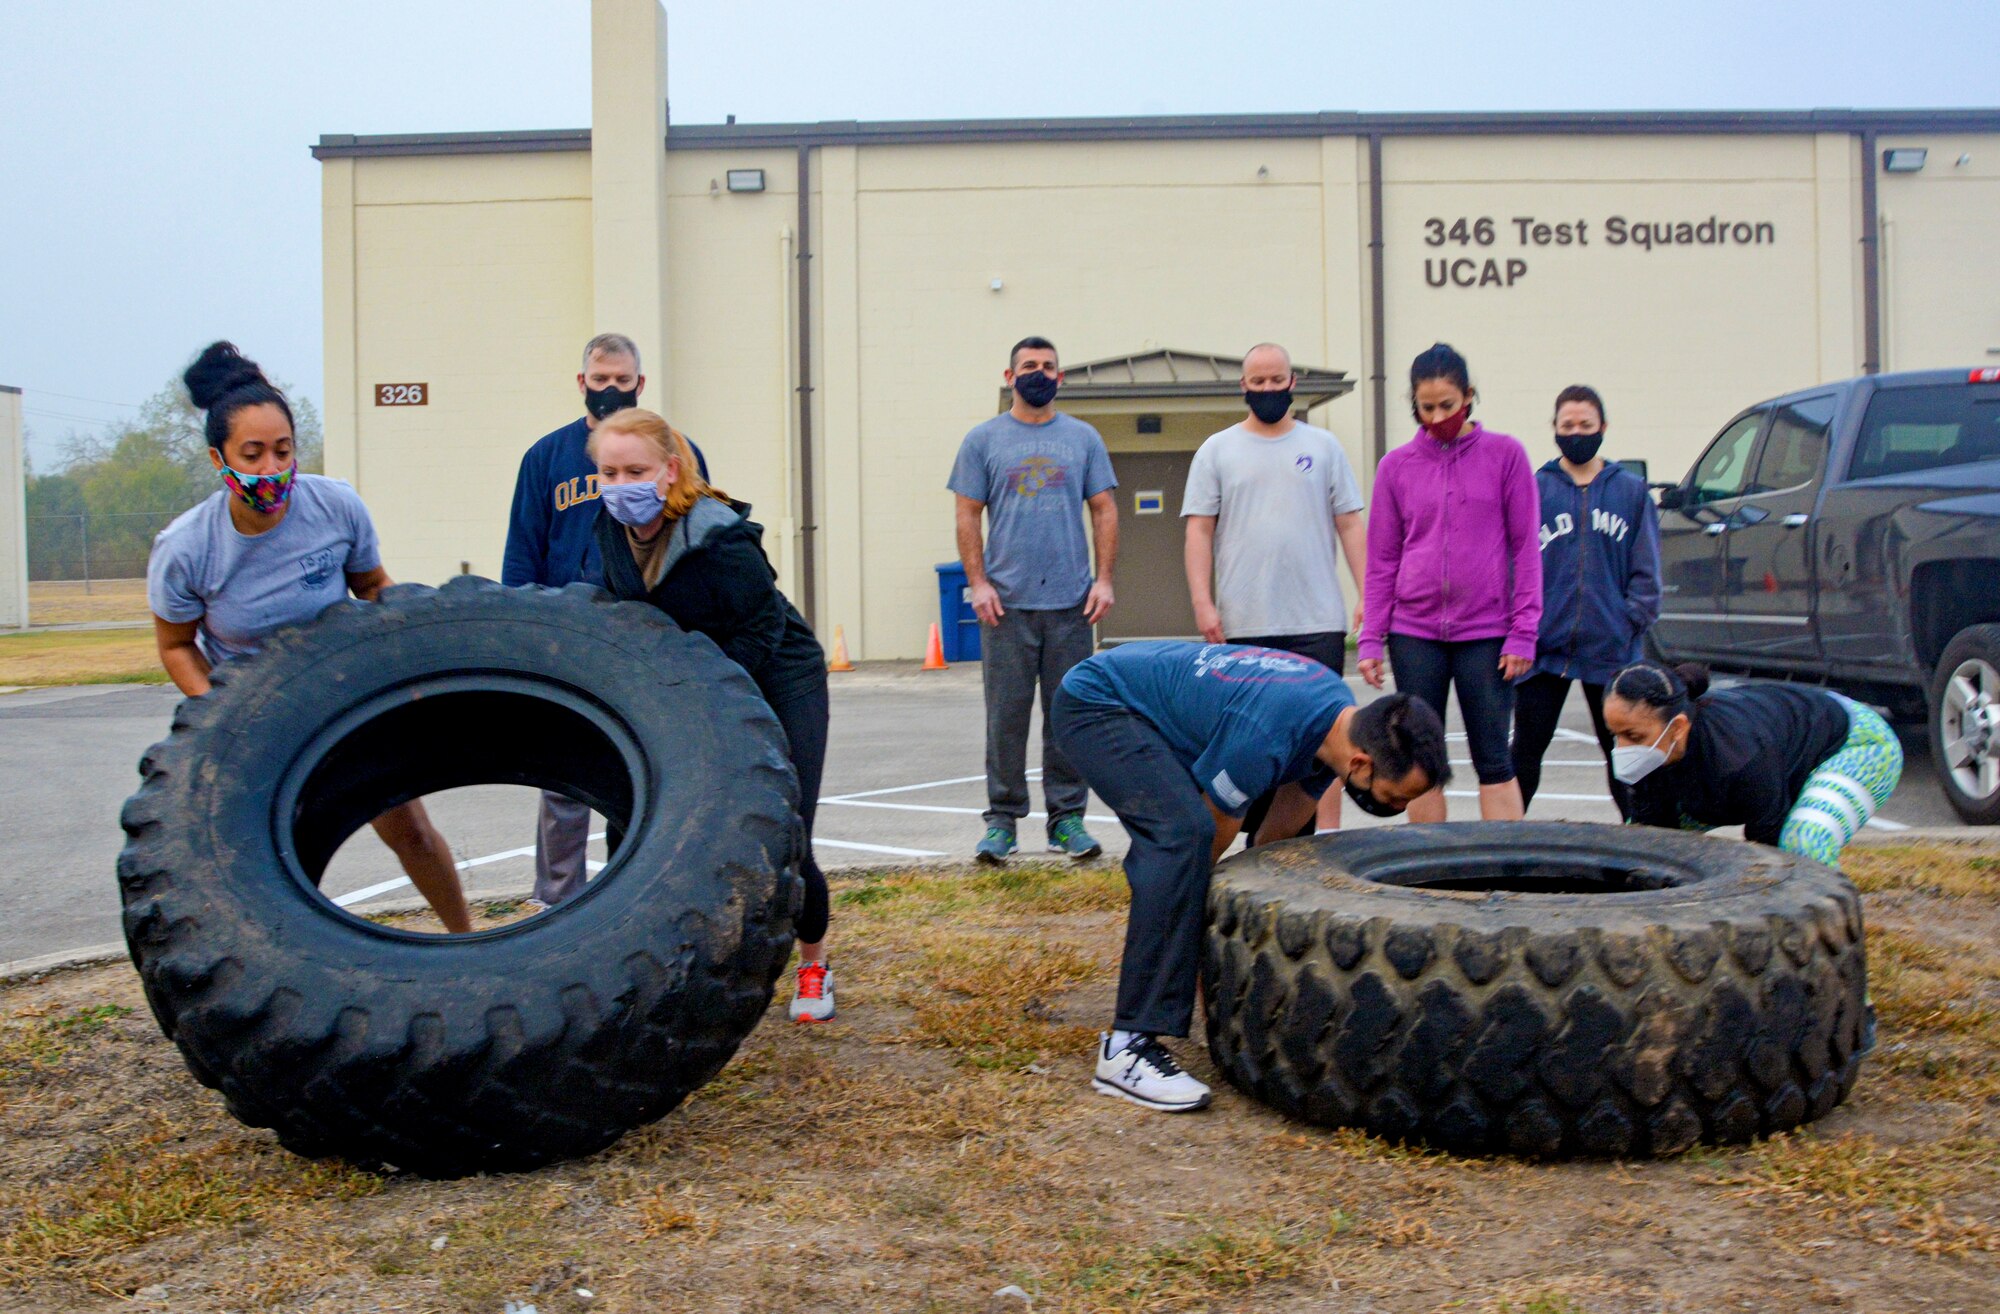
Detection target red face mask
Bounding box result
[1425,404,1470,442]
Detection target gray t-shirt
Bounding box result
[946,412,1117,610]
[147,474,383,666]
[1182,420,1365,638]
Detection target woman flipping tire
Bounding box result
[119,576,804,1177]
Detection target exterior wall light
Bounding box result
[1882,148,1928,173]
[726,169,766,192]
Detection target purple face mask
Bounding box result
[600,479,667,526]
[220,461,296,514]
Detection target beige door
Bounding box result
[1100,449,1199,643]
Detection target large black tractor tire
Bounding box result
[117,577,803,1178]
[1204,823,1868,1158]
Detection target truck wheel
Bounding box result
[1203,823,1868,1157]
[117,577,804,1178]
[1929,624,2000,825]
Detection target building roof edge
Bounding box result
[311,108,2000,160]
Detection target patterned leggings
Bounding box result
[1778,696,1903,868]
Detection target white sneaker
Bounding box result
[789,961,835,1023]
[1092,1033,1211,1112]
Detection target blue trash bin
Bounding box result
[935,562,981,662]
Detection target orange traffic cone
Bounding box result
[826,625,855,672]
[922,622,949,671]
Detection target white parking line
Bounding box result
[1865,816,1910,831]
[823,774,988,801]
[1448,791,1613,803]
[331,828,939,908]
[817,838,947,856]
[821,798,1122,825]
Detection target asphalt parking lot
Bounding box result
[0,661,1973,970]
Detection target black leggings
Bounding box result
[1386,634,1515,785]
[1510,672,1631,819]
[764,674,830,944]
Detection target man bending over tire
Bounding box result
[1050,642,1449,1112]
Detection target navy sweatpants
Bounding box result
[1048,687,1215,1038]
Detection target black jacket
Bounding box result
[594,496,824,703]
[1629,684,1852,845]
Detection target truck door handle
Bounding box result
[1783,513,1809,528]
[1706,523,1727,536]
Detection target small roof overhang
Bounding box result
[998,347,1352,415]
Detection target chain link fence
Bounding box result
[27,512,185,588]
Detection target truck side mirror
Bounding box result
[1654,485,1686,511]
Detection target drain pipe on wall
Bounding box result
[793,144,819,628]
[1367,133,1389,471]
[1860,129,1882,376]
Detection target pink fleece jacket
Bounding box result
[1357,422,1542,663]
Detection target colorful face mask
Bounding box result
[220,461,296,514]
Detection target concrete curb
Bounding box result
[0,941,128,985]
[1851,826,2000,847]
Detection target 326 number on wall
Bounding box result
[375,383,428,406]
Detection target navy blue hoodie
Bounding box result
[502,417,708,588]
[1530,458,1661,685]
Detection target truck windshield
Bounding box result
[1847,384,2000,482]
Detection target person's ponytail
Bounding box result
[183,341,294,451]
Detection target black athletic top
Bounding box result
[1628,684,1852,845]
[594,495,825,704]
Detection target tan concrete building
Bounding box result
[313,0,2000,658]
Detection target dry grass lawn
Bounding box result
[0,629,168,687]
[26,579,153,627]
[0,848,1995,1313]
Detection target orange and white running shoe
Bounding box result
[789,960,835,1024]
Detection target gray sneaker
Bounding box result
[974,827,1018,866]
[1049,816,1102,861]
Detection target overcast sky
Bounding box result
[3,0,1991,468]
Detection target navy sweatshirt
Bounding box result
[502,417,709,588]
[1529,458,1661,685]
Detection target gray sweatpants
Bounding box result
[535,790,592,906]
[981,602,1093,835]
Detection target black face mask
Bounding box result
[1343,768,1403,818]
[1245,388,1294,425]
[585,384,640,421]
[1013,370,1060,409]
[1556,431,1604,465]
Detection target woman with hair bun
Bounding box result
[1603,661,1903,867]
[1356,342,1542,821]
[147,342,473,932]
[587,408,837,1023]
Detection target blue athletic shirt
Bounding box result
[1060,641,1354,815]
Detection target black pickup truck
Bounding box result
[1648,367,2000,824]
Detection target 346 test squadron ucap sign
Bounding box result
[1423,213,1779,288]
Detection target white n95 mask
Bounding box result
[1611,726,1674,785]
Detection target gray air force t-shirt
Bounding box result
[1182,420,1365,638]
[147,474,383,666]
[947,412,1117,610]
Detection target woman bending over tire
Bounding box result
[1356,343,1542,821]
[587,409,837,1023]
[1605,661,1903,868]
[147,342,473,932]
